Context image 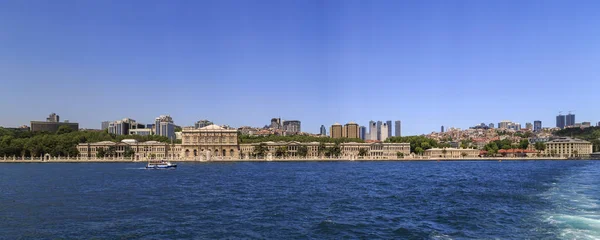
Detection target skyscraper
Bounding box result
[376,121,382,141]
[282,120,301,134]
[556,114,566,129]
[386,120,392,139]
[489,123,494,129]
[534,120,542,132]
[270,118,281,129]
[441,126,444,133]
[330,123,343,138]
[101,121,110,130]
[369,121,377,140]
[359,126,367,140]
[343,122,360,139]
[155,115,175,140]
[566,113,575,127]
[394,120,401,137]
[381,123,389,141]
[320,125,327,136]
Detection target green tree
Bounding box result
[318,142,327,157]
[461,152,468,158]
[396,152,404,158]
[297,145,308,158]
[254,143,268,158]
[275,146,288,158]
[56,125,74,135]
[414,147,424,155]
[123,147,135,158]
[534,142,546,151]
[442,148,447,158]
[518,139,529,149]
[149,153,156,159]
[358,148,369,157]
[96,148,106,158]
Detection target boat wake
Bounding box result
[541,166,600,239]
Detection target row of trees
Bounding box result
[386,136,439,154]
[238,134,364,144]
[0,126,172,157]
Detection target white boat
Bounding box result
[146,160,177,169]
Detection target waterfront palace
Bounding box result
[77,124,411,160]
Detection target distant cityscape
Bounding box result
[11,111,600,142]
[2,110,599,161]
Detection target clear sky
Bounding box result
[1,0,599,135]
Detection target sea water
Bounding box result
[0,161,598,239]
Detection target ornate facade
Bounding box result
[180,125,239,160]
[77,140,177,160]
[239,142,410,160]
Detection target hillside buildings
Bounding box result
[30,113,79,132]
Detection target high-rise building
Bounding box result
[394,120,401,137]
[381,123,389,141]
[534,121,542,132]
[101,121,110,130]
[525,122,533,130]
[582,122,591,128]
[376,121,382,141]
[359,126,367,140]
[556,114,566,129]
[282,120,301,134]
[342,122,360,139]
[195,120,213,129]
[566,114,575,127]
[369,121,377,140]
[489,123,494,129]
[320,125,327,136]
[386,120,392,139]
[330,123,343,138]
[46,113,59,122]
[597,122,600,127]
[155,115,175,140]
[108,118,137,136]
[270,118,281,129]
[441,126,444,133]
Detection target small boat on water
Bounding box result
[146,160,177,169]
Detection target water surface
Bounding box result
[1,161,599,239]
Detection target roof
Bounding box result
[200,124,224,130]
[547,137,590,144]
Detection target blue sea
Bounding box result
[1,161,599,239]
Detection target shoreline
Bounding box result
[1,157,597,163]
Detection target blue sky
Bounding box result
[1,0,599,135]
